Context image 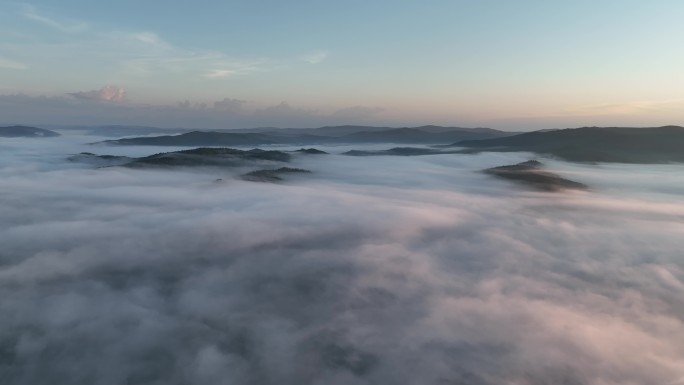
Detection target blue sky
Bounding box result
[1,1,684,129]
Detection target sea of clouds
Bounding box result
[1,134,683,385]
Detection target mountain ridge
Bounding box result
[0,125,60,138]
[100,126,515,146]
[454,126,684,163]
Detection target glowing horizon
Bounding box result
[2,1,684,130]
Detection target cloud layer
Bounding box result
[0,93,385,128]
[69,85,127,102]
[0,136,683,384]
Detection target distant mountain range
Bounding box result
[228,125,505,137]
[455,126,684,163]
[35,124,510,138]
[64,125,187,137]
[101,126,515,146]
[343,147,460,156]
[9,123,684,164]
[0,125,60,138]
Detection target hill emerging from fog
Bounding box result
[0,125,60,138]
[455,126,684,163]
[99,126,515,146]
[70,147,317,183]
[484,160,588,192]
[71,147,293,169]
[241,167,312,183]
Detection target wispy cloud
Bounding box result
[0,93,386,128]
[332,105,384,120]
[69,85,126,102]
[129,31,164,46]
[6,5,321,95]
[558,99,684,116]
[9,6,267,82]
[0,57,27,70]
[105,31,267,80]
[20,4,88,33]
[204,69,236,79]
[301,50,329,64]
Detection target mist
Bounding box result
[1,135,683,385]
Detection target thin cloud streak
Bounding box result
[0,93,388,128]
[6,7,271,87]
[0,58,27,70]
[20,4,88,33]
[301,50,329,64]
[204,69,237,79]
[108,31,267,80]
[557,99,684,117]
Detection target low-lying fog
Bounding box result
[1,134,683,385]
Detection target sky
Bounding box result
[2,1,684,129]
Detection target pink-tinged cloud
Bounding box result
[69,85,126,102]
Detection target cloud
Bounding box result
[107,31,266,80]
[0,139,683,384]
[204,69,236,79]
[332,106,384,120]
[129,31,164,45]
[557,99,684,117]
[254,101,318,118]
[0,93,388,128]
[20,4,88,33]
[301,50,329,64]
[212,97,246,112]
[0,58,27,70]
[7,8,269,84]
[69,85,127,102]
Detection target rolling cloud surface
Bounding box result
[1,135,683,384]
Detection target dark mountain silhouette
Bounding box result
[0,125,60,137]
[69,148,292,169]
[67,152,132,167]
[484,160,588,192]
[105,131,288,146]
[231,125,512,137]
[127,148,290,168]
[341,128,503,143]
[241,167,312,182]
[413,125,505,134]
[343,147,458,156]
[295,148,328,154]
[455,126,684,163]
[68,125,189,137]
[100,126,515,146]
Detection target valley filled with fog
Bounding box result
[1,134,684,385]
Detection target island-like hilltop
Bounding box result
[0,125,60,138]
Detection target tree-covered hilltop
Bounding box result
[484,160,588,192]
[241,167,312,183]
[69,147,292,168]
[455,126,684,163]
[0,125,60,138]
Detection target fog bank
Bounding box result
[1,136,683,385]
